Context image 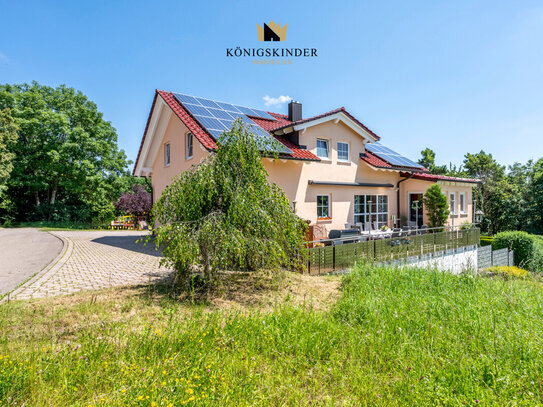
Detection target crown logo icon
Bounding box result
[257,21,287,42]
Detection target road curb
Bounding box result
[0,232,72,304]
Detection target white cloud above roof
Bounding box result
[263,95,291,107]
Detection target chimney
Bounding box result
[288,100,302,122]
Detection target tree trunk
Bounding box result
[50,188,57,205]
[34,191,40,206]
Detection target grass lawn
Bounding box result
[1,266,543,406]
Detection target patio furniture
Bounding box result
[327,229,360,245]
[373,221,380,231]
[364,221,372,233]
[391,228,401,238]
[420,225,428,234]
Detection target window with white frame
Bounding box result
[164,143,171,166]
[337,141,349,162]
[449,192,457,214]
[354,195,388,228]
[317,195,330,218]
[186,132,193,160]
[459,192,466,214]
[316,139,330,159]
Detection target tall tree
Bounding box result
[529,158,543,233]
[0,82,130,223]
[0,109,18,219]
[418,148,448,174]
[463,151,506,234]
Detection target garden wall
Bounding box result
[477,245,514,269]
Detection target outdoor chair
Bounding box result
[373,221,380,231]
[391,228,401,238]
[420,225,428,234]
[364,221,372,232]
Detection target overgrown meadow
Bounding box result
[1,265,543,406]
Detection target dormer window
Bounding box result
[317,138,329,159]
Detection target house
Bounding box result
[133,90,480,239]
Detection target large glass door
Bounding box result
[408,193,424,227]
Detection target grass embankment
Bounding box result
[1,267,543,406]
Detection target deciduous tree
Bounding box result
[0,82,130,223]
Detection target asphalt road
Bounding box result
[0,228,63,297]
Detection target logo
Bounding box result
[257,21,287,42]
[225,20,317,65]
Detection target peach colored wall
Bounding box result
[150,115,475,237]
[151,115,209,203]
[401,179,474,227]
[440,183,474,227]
[264,121,401,235]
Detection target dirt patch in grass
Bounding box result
[0,272,340,343]
[208,271,341,311]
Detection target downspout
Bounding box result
[396,172,414,226]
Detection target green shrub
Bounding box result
[480,235,494,246]
[423,184,449,229]
[492,231,543,272]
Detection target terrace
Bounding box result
[307,225,480,274]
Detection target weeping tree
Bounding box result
[423,184,450,229]
[152,121,308,288]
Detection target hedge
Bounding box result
[492,231,543,272]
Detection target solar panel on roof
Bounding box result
[207,108,234,120]
[173,93,291,155]
[365,142,423,169]
[195,97,222,109]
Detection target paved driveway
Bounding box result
[0,228,63,297]
[3,230,172,302]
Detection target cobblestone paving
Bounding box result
[5,231,172,301]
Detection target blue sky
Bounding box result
[1,0,542,169]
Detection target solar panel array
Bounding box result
[365,142,424,169]
[173,93,292,154]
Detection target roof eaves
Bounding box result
[133,91,159,176]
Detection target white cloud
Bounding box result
[263,95,291,107]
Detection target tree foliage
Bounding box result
[0,82,133,224]
[492,231,543,272]
[418,148,448,175]
[152,121,308,287]
[0,109,18,219]
[423,184,450,229]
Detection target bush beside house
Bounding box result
[423,184,450,229]
[492,231,543,272]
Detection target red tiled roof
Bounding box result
[158,90,217,150]
[400,172,481,184]
[133,90,319,173]
[250,115,319,161]
[251,113,292,131]
[272,107,381,141]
